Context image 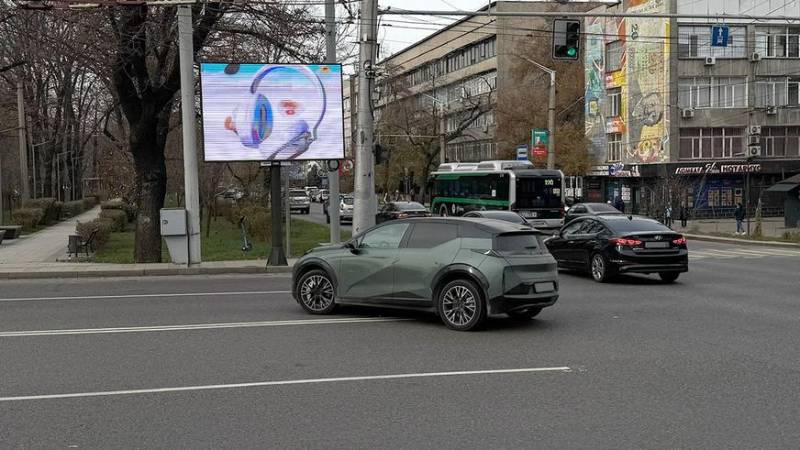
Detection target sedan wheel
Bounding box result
[590,253,614,283]
[297,270,336,314]
[437,279,485,331]
[659,272,680,283]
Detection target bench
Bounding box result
[69,229,98,257]
[0,225,22,239]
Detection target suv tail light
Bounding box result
[609,237,642,247]
[672,237,687,245]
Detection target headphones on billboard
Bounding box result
[224,64,328,156]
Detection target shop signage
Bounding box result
[674,162,762,175]
[609,163,641,177]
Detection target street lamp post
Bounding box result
[509,55,556,169]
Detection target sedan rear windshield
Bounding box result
[606,219,672,233]
[397,202,426,211]
[588,204,620,213]
[289,190,307,196]
[494,232,541,255]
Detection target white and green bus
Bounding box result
[429,160,565,229]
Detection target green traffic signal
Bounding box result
[567,47,577,57]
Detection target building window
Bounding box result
[606,41,623,72]
[678,25,747,59]
[755,77,800,107]
[607,87,622,117]
[679,128,744,160]
[762,127,800,157]
[679,77,746,109]
[755,26,800,58]
[607,133,623,161]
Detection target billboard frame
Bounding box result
[198,61,346,163]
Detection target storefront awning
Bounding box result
[766,174,800,193]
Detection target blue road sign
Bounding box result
[711,26,729,47]
[516,145,529,161]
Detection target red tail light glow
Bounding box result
[397,213,408,219]
[609,237,642,247]
[672,237,687,245]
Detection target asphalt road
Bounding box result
[1,240,800,448]
[294,201,353,232]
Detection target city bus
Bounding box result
[429,160,565,229]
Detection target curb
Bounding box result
[684,233,800,248]
[0,265,294,280]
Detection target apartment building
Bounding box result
[584,0,800,217]
[362,1,594,164]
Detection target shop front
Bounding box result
[584,163,645,213]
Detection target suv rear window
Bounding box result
[494,232,541,256]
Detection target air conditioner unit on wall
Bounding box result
[751,52,762,62]
[748,135,760,145]
[749,125,762,135]
[766,106,778,115]
[681,109,695,119]
[705,56,716,66]
[748,145,762,157]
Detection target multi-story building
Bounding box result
[584,0,800,217]
[361,1,595,164]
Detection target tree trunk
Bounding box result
[129,111,169,263]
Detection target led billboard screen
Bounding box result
[200,63,345,161]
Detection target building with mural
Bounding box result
[584,0,800,218]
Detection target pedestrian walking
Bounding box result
[664,205,673,228]
[679,204,688,228]
[734,202,745,234]
[614,196,625,213]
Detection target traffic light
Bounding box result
[553,19,581,60]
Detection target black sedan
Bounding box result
[375,201,430,224]
[545,215,688,283]
[564,202,623,224]
[463,210,532,227]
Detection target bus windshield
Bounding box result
[515,177,562,209]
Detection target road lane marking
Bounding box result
[0,290,291,303]
[0,367,573,402]
[0,317,410,337]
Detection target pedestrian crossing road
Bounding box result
[689,246,800,260]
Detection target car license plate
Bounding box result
[645,241,670,249]
[521,211,538,218]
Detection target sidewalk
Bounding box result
[681,217,791,238]
[0,206,101,264]
[0,258,297,279]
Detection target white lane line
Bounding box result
[0,290,291,303]
[0,317,409,337]
[0,367,573,402]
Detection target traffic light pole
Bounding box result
[509,54,556,169]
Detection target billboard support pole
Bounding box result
[326,0,340,243]
[354,0,378,234]
[178,5,201,264]
[268,163,287,266]
[285,168,291,258]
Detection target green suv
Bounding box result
[291,218,559,331]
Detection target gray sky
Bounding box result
[377,0,492,56]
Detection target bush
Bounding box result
[231,203,271,242]
[99,209,128,232]
[11,208,45,231]
[76,218,113,250]
[83,196,99,209]
[21,197,59,224]
[101,198,126,211]
[62,200,86,218]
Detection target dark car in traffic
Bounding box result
[463,210,532,227]
[545,215,688,283]
[375,201,431,224]
[292,218,559,331]
[564,202,623,224]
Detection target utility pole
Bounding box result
[326,0,341,243]
[439,110,446,164]
[353,0,378,235]
[178,5,202,264]
[547,70,556,170]
[16,81,29,200]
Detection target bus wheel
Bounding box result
[439,204,448,216]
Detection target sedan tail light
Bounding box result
[396,213,409,219]
[609,237,642,247]
[672,237,687,245]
